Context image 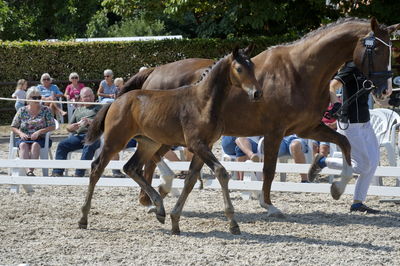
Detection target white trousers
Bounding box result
[326,121,379,202]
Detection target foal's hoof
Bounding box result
[146,205,157,214]
[229,222,241,235]
[198,179,204,190]
[171,228,181,235]
[78,222,87,229]
[156,209,166,224]
[330,182,342,200]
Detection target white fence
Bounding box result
[1,159,400,197]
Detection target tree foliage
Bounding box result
[0,0,398,40]
[0,0,100,40]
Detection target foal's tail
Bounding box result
[85,104,112,144]
[117,67,155,97]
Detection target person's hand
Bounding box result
[81,117,92,125]
[324,102,342,119]
[30,131,40,140]
[327,122,337,130]
[70,122,81,131]
[19,132,29,140]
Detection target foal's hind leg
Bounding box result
[170,155,204,235]
[138,145,171,207]
[79,148,117,229]
[123,137,166,224]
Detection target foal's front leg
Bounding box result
[193,143,240,235]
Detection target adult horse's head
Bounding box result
[353,17,400,100]
[230,45,263,101]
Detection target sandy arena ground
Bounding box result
[1,136,400,265]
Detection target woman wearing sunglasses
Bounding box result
[11,87,56,176]
[37,73,67,117]
[97,69,117,103]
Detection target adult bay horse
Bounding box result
[80,47,263,235]
[121,17,399,217]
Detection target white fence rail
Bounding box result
[1,159,400,197]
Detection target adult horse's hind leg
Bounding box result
[301,123,353,200]
[123,137,166,224]
[170,155,204,235]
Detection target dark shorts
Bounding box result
[221,136,258,157]
[16,138,52,148]
[126,138,137,148]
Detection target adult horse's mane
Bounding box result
[266,17,377,51]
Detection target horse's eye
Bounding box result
[236,67,242,73]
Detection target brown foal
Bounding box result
[79,47,263,234]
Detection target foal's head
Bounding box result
[229,46,263,101]
[353,18,400,99]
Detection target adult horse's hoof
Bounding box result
[266,205,285,218]
[229,221,241,235]
[159,186,169,199]
[330,182,342,200]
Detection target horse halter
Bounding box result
[361,33,393,90]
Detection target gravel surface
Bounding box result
[1,139,400,265]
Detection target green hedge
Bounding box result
[0,36,295,124]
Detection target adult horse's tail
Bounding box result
[85,104,111,144]
[118,67,155,97]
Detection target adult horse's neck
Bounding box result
[291,20,370,89]
[193,56,232,119]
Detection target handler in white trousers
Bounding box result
[309,61,391,214]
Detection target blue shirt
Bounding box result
[100,80,117,95]
[37,84,62,97]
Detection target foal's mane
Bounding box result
[192,54,229,86]
[193,50,250,85]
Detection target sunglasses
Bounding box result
[71,76,78,79]
[43,78,50,81]
[104,75,110,78]
[31,96,41,100]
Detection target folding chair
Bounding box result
[8,119,59,176]
[369,108,400,186]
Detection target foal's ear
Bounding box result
[370,17,379,33]
[243,44,255,56]
[232,45,240,59]
[387,23,400,34]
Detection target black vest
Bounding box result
[334,62,370,123]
